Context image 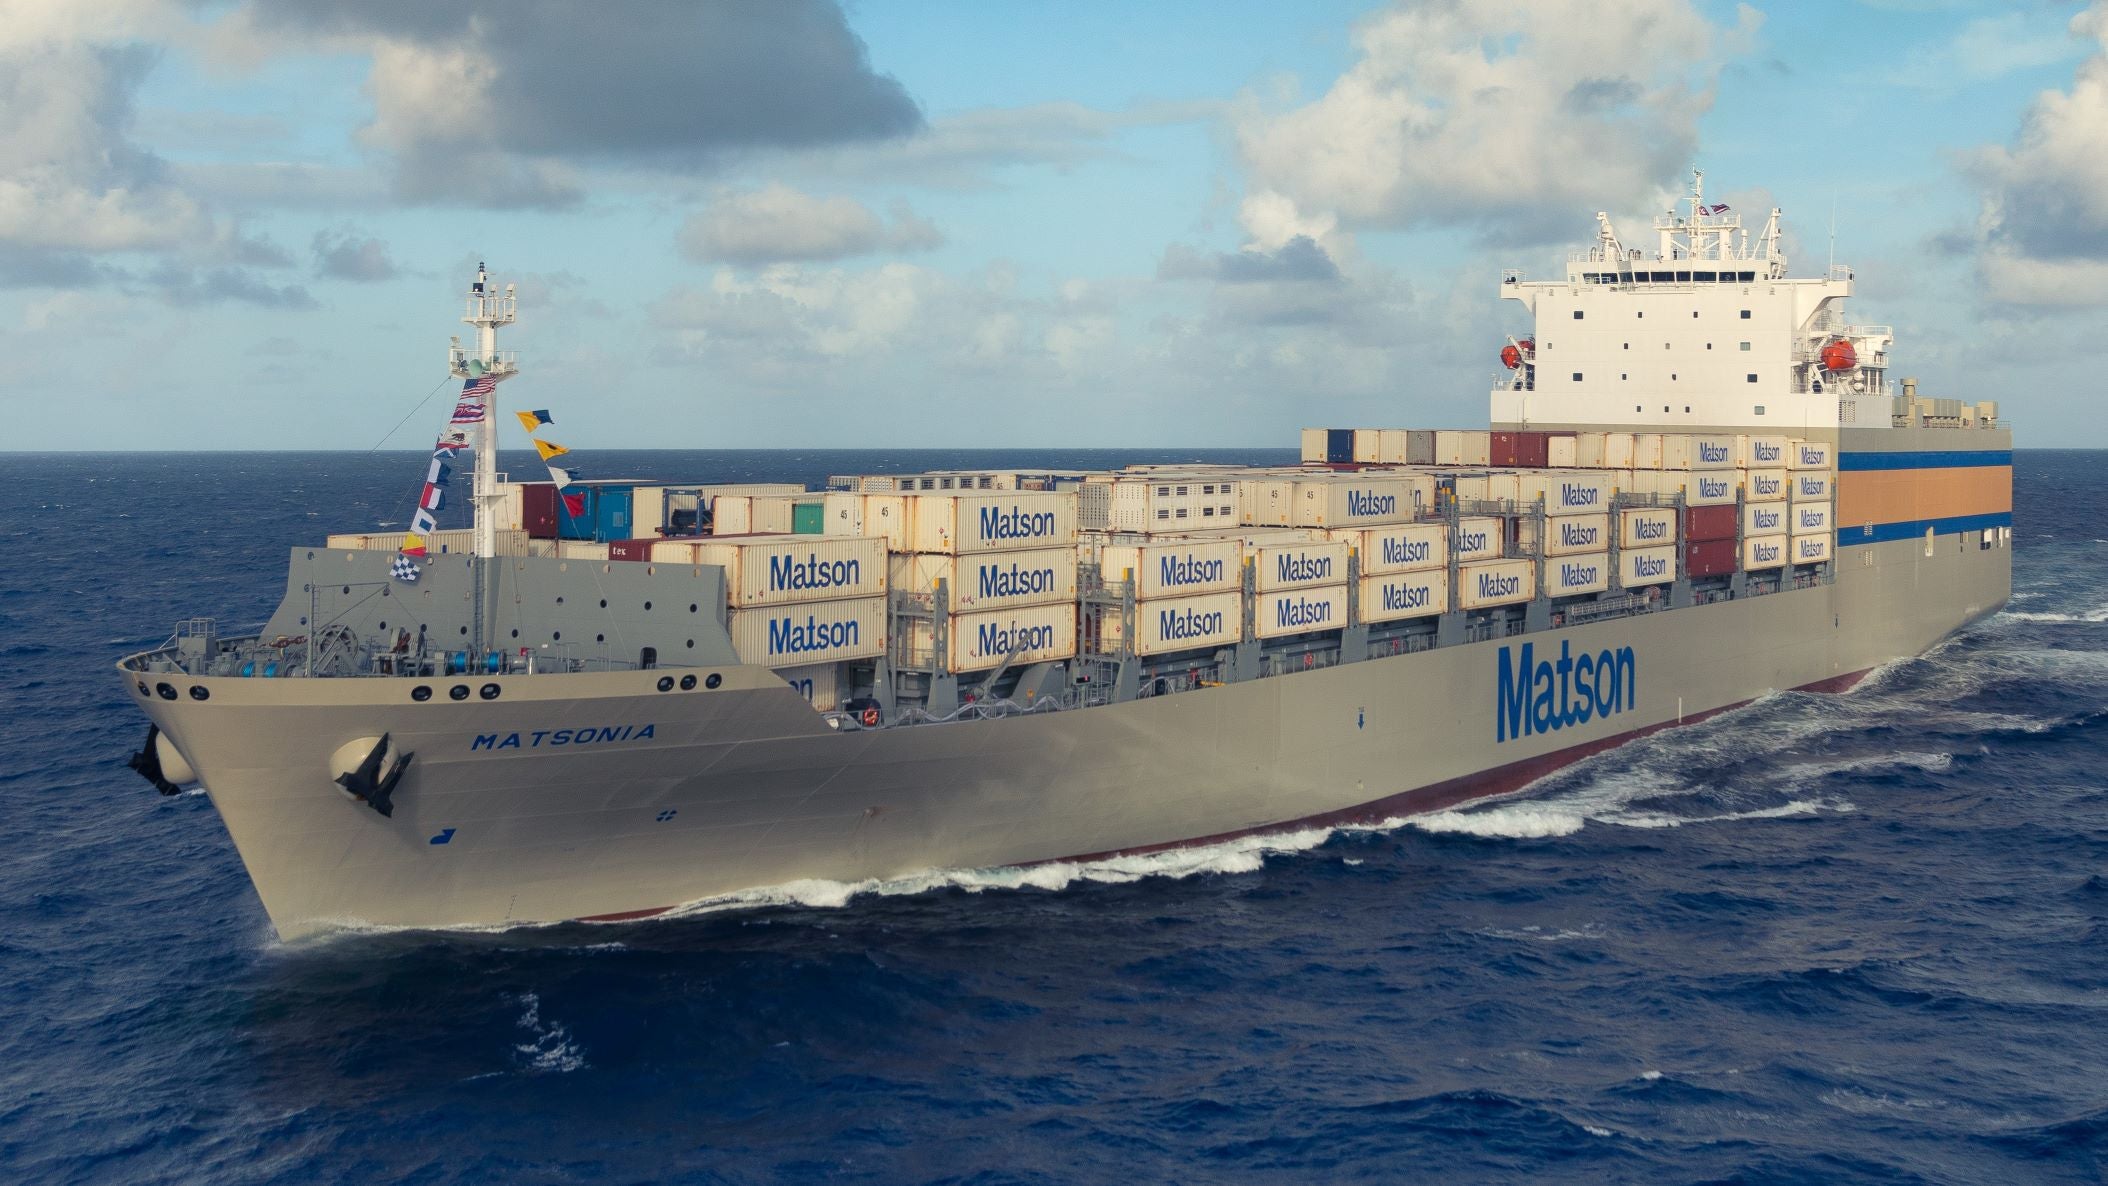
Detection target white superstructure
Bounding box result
[1493,172,1892,432]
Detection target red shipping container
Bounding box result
[1491,430,1550,468]
[1685,539,1738,577]
[1684,504,1737,543]
[608,539,653,561]
[520,483,559,539]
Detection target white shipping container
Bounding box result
[696,536,889,608]
[1519,471,1616,514]
[773,661,842,712]
[1743,535,1788,570]
[1620,545,1677,588]
[1631,433,1664,469]
[1545,552,1611,596]
[1791,473,1832,501]
[713,495,793,535]
[903,602,1078,673]
[1743,502,1789,537]
[1095,591,1242,656]
[1106,477,1239,532]
[1744,468,1789,503]
[630,486,667,537]
[890,546,1076,611]
[1253,540,1350,591]
[1331,523,1446,574]
[728,596,887,666]
[1377,428,1411,464]
[325,528,530,555]
[1434,429,1491,466]
[497,483,526,531]
[861,494,911,549]
[1659,434,1694,470]
[1744,435,1789,467]
[1300,428,1326,463]
[1454,516,1503,561]
[1256,585,1348,638]
[1522,512,1611,556]
[1353,428,1382,463]
[823,491,865,535]
[1619,507,1678,548]
[1791,531,1834,564]
[1789,440,1833,470]
[1098,538,1243,597]
[1573,431,1608,468]
[1360,571,1447,622]
[1676,471,1739,507]
[556,540,609,560]
[1691,434,1743,468]
[1291,476,1426,527]
[1791,502,1832,534]
[651,540,699,565]
[1576,431,1636,469]
[1458,559,1535,608]
[1547,435,1578,468]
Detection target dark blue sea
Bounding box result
[4,448,2104,1185]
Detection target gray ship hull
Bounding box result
[123,533,2007,940]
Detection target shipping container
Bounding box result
[1291,475,1426,527]
[1788,440,1833,470]
[903,602,1078,672]
[1326,428,1355,464]
[1743,535,1788,570]
[1330,523,1446,574]
[496,483,526,532]
[908,490,1079,554]
[1575,431,1635,469]
[891,546,1076,611]
[696,536,889,608]
[792,503,826,535]
[1690,434,1743,468]
[1684,504,1738,543]
[1361,571,1447,622]
[519,483,560,538]
[1353,428,1383,464]
[1744,435,1789,467]
[1790,531,1833,564]
[324,528,530,555]
[651,540,699,565]
[1253,540,1351,591]
[728,596,887,667]
[556,540,609,561]
[1631,433,1664,470]
[556,485,595,540]
[1376,428,1411,464]
[861,494,911,549]
[1791,502,1832,534]
[1458,559,1535,608]
[1620,545,1677,588]
[1097,538,1243,597]
[1433,429,1491,465]
[1095,591,1242,656]
[773,661,842,712]
[1544,552,1611,597]
[592,486,633,542]
[1791,473,1832,502]
[1300,428,1326,463]
[1685,538,1738,577]
[1106,476,1239,532]
[1518,471,1616,514]
[1491,430,1549,468]
[1521,512,1611,557]
[1405,429,1437,465]
[1658,434,1694,470]
[1744,468,1789,503]
[1256,585,1348,638]
[1742,502,1788,537]
[630,486,667,537]
[1677,470,1739,507]
[1454,516,1503,561]
[608,539,652,562]
[1546,433,1578,468]
[1619,507,1678,548]
[823,491,864,535]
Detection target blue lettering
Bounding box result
[1754,441,1782,462]
[497,733,521,750]
[1698,442,1730,463]
[1345,489,1397,517]
[1158,606,1226,640]
[1558,520,1600,547]
[1753,474,1781,496]
[978,505,1058,542]
[978,561,1058,600]
[1476,570,1522,600]
[768,552,862,593]
[1752,507,1782,531]
[1381,535,1431,566]
[472,734,497,751]
[551,729,572,745]
[1499,642,1635,741]
[976,619,1056,657]
[1698,476,1730,499]
[1633,517,1667,540]
[1158,554,1225,588]
[1458,529,1490,555]
[1273,594,1334,629]
[1633,554,1668,578]
[1559,561,1600,588]
[1559,482,1600,509]
[1274,552,1333,584]
[768,613,862,656]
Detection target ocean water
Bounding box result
[3,448,2104,1185]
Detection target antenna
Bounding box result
[1827,194,1837,272]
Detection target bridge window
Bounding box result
[1573,310,1584,319]
[1695,271,1716,281]
[1746,373,1759,383]
[1740,341,1751,350]
[1740,271,1756,281]
[1753,405,1766,415]
[1651,271,1673,281]
[1677,272,1691,282]
[1740,309,1751,319]
[1572,372,1584,382]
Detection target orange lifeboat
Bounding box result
[1500,338,1535,369]
[1819,339,1857,372]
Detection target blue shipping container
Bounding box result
[556,486,596,540]
[592,485,633,542]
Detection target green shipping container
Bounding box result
[791,503,826,535]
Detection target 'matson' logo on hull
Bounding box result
[1495,640,1636,742]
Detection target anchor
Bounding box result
[332,733,414,818]
[125,724,183,796]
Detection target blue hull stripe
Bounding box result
[1838,450,2011,471]
[1836,512,2012,546]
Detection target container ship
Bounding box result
[119,179,2012,940]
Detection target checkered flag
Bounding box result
[390,554,422,583]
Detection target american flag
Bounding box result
[1703,203,1730,215]
[460,375,497,397]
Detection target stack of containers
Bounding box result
[1741,436,1792,571]
[1333,523,1449,623]
[1252,537,1349,638]
[701,535,889,678]
[899,491,1082,672]
[1618,506,1678,588]
[1091,537,1245,656]
[1788,440,1835,565]
[1289,473,1430,528]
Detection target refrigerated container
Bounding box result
[1619,507,1677,548]
[902,602,1078,672]
[1252,540,1350,591]
[890,546,1076,611]
[727,596,887,666]
[1453,517,1503,561]
[1256,585,1348,638]
[1094,592,1242,656]
[1742,502,1788,537]
[1290,475,1427,527]
[697,535,889,608]
[1329,523,1446,574]
[1619,545,1676,588]
[908,491,1078,554]
[1458,559,1535,608]
[1743,468,1788,503]
[1360,571,1447,622]
[1097,538,1243,597]
[1544,552,1611,596]
[1743,535,1788,570]
[1790,531,1833,564]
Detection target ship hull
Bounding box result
[127,534,2007,940]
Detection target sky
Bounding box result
[1,0,2102,450]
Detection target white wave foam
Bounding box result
[1607,797,1853,830]
[1477,923,1605,943]
[1640,1070,1663,1081]
[511,992,587,1074]
[1411,804,1586,839]
[1584,1125,1613,1137]
[2000,607,2108,623]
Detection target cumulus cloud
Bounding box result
[236,0,923,206]
[310,228,397,281]
[1234,0,1757,243]
[1967,3,2108,306]
[1158,236,1341,286]
[678,185,942,265]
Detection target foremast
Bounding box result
[447,264,517,653]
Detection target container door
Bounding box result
[557,486,596,540]
[594,488,633,542]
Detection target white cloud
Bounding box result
[678,185,942,265]
[1233,0,1756,243]
[1967,2,2108,306]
